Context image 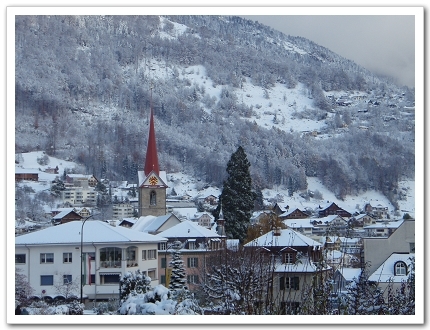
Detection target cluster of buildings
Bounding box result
[14,102,415,314]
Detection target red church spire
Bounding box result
[144,87,160,177]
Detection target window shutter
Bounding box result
[294,277,300,290]
[187,258,190,268]
[195,258,198,267]
[280,276,285,290]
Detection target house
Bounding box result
[362,219,414,274]
[244,228,330,314]
[279,208,309,220]
[15,168,39,182]
[283,219,314,237]
[349,213,376,228]
[131,213,181,235]
[44,166,59,174]
[364,203,389,219]
[51,209,82,225]
[363,220,404,238]
[65,174,98,188]
[318,202,351,218]
[368,253,415,301]
[15,220,166,304]
[155,220,224,291]
[189,212,214,229]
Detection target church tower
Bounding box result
[137,88,168,217]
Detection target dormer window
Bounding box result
[394,261,407,276]
[284,252,295,264]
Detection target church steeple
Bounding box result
[144,87,160,177]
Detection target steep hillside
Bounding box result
[14,15,415,207]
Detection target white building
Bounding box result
[15,220,166,303]
[112,203,134,220]
[60,187,97,206]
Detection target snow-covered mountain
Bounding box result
[14,15,415,208]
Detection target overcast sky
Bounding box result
[240,14,416,88]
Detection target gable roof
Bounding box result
[368,253,414,283]
[52,209,81,220]
[15,220,167,245]
[156,220,221,239]
[132,214,180,233]
[244,228,322,249]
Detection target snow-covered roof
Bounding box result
[131,214,176,233]
[368,253,414,283]
[138,170,167,187]
[52,209,80,220]
[274,257,331,273]
[364,220,404,229]
[15,220,166,246]
[336,267,362,281]
[244,228,322,248]
[283,219,314,228]
[156,220,221,239]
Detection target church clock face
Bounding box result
[149,176,158,185]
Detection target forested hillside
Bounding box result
[14,15,415,207]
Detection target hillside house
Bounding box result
[189,212,214,229]
[364,220,404,238]
[65,174,98,188]
[51,209,82,225]
[15,220,166,304]
[279,208,309,220]
[364,203,389,219]
[15,169,39,182]
[244,228,330,314]
[318,202,351,218]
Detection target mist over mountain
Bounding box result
[14,15,415,208]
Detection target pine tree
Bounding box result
[220,146,255,243]
[119,269,151,305]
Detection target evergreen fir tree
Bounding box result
[168,246,188,295]
[220,146,255,243]
[119,269,151,305]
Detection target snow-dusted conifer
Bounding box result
[219,146,255,243]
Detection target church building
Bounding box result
[137,95,168,217]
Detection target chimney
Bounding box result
[273,227,281,236]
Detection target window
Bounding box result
[148,249,157,259]
[159,242,166,250]
[63,252,72,263]
[40,253,54,264]
[63,275,72,285]
[187,257,198,268]
[148,269,156,280]
[150,191,157,205]
[284,253,294,264]
[280,276,299,290]
[187,275,199,284]
[281,302,300,315]
[188,241,196,250]
[41,275,54,286]
[15,254,26,264]
[395,261,407,276]
[100,273,121,284]
[160,275,166,285]
[161,257,167,269]
[142,250,147,260]
[126,246,137,262]
[100,247,122,267]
